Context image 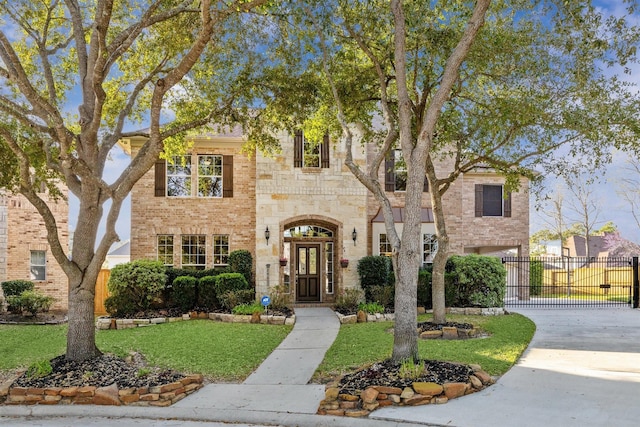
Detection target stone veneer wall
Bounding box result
[0,195,7,284]
[2,191,69,310]
[254,131,369,301]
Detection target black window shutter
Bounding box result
[385,153,395,192]
[321,133,330,168]
[222,155,233,197]
[475,184,483,217]
[504,191,512,217]
[294,130,303,167]
[154,160,166,197]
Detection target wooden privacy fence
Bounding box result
[94,269,111,315]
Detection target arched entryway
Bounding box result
[281,217,342,304]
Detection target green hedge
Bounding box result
[357,256,392,301]
[530,259,543,296]
[1,280,34,297]
[198,275,219,310]
[106,260,166,315]
[228,250,253,285]
[172,276,198,312]
[445,254,506,307]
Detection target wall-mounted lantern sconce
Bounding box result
[265,226,270,245]
[352,227,357,246]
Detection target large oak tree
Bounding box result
[0,0,268,361]
[250,0,640,362]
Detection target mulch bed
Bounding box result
[338,359,474,395]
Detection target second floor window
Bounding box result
[385,149,428,193]
[475,184,512,217]
[155,154,234,198]
[294,130,330,169]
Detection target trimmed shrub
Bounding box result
[12,290,55,316]
[530,259,544,296]
[417,269,432,308]
[172,276,198,312]
[228,250,253,285]
[107,260,166,313]
[214,273,250,299]
[334,288,364,314]
[219,289,255,311]
[1,279,34,297]
[445,254,506,307]
[357,256,392,301]
[368,284,395,308]
[197,275,219,310]
[105,294,136,317]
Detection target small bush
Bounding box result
[25,359,52,379]
[105,294,136,317]
[399,359,426,380]
[107,260,166,312]
[219,289,255,311]
[368,285,394,308]
[6,290,54,316]
[214,273,250,299]
[357,256,392,301]
[172,276,198,312]
[268,285,291,311]
[198,276,219,310]
[334,288,364,313]
[417,269,432,308]
[232,302,264,315]
[529,259,544,296]
[1,279,35,297]
[228,250,253,285]
[358,301,385,314]
[445,254,506,307]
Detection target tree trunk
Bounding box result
[392,251,419,363]
[430,180,449,324]
[66,271,102,361]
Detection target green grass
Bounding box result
[315,313,535,380]
[0,320,291,382]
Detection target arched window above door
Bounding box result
[284,225,334,238]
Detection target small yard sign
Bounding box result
[261,295,271,307]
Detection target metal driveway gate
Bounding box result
[502,256,640,308]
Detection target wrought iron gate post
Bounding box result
[633,257,639,309]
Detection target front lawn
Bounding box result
[0,320,292,382]
[314,313,535,381]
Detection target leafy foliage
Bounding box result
[529,259,544,296]
[197,276,219,310]
[232,302,264,315]
[445,255,507,308]
[357,256,392,301]
[214,273,251,298]
[228,250,253,285]
[334,288,364,313]
[219,289,255,311]
[171,276,198,313]
[107,260,166,313]
[1,280,34,297]
[357,301,385,315]
[6,290,55,316]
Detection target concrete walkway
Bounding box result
[374,308,640,427]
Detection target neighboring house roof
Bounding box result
[565,233,640,258]
[108,240,130,256]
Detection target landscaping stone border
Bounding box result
[96,312,295,330]
[335,306,505,325]
[317,365,495,418]
[0,374,204,406]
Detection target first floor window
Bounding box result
[379,234,393,257]
[30,250,46,281]
[181,235,206,269]
[423,234,438,266]
[213,235,229,265]
[325,242,334,294]
[157,235,174,266]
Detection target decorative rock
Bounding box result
[412,382,443,397]
[400,387,415,399]
[474,370,493,385]
[442,326,459,340]
[378,400,393,407]
[325,409,346,416]
[233,314,251,323]
[285,316,296,326]
[344,409,370,417]
[443,382,468,399]
[404,394,431,406]
[356,310,367,323]
[361,387,379,404]
[59,387,78,397]
[372,386,403,395]
[469,375,483,389]
[339,393,359,401]
[363,401,380,411]
[325,387,339,401]
[469,364,482,372]
[434,396,449,404]
[367,314,377,322]
[150,317,166,324]
[388,394,401,403]
[420,330,443,339]
[340,400,359,409]
[96,317,112,330]
[417,306,426,314]
[269,316,286,325]
[465,307,482,315]
[133,319,150,326]
[93,384,120,406]
[77,386,96,397]
[341,315,357,324]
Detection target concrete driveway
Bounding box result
[373,308,640,427]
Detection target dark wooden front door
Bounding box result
[296,244,321,302]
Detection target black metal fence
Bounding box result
[502,256,640,308]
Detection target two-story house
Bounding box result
[0,190,70,310]
[120,127,529,305]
